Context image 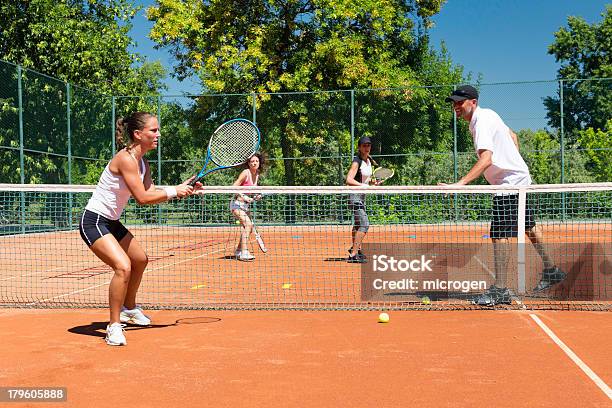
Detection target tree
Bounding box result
[0,0,168,184]
[544,6,611,142]
[0,0,166,94]
[577,119,612,182]
[147,0,463,189]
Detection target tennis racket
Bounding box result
[250,194,267,253]
[190,119,261,185]
[371,167,394,183]
[253,224,267,253]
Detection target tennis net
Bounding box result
[0,183,610,310]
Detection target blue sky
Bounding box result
[130,0,608,93]
[428,0,607,83]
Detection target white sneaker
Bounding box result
[105,323,127,346]
[120,306,151,326]
[239,250,255,261]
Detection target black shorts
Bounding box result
[490,194,536,239]
[79,209,129,247]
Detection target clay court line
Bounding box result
[530,314,612,400]
[473,255,495,279]
[26,248,225,305]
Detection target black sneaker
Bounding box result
[533,267,566,292]
[348,248,366,260]
[347,254,366,264]
[491,287,512,305]
[472,285,512,306]
[472,292,495,306]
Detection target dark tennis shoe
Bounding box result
[472,292,495,306]
[472,285,512,306]
[347,254,366,264]
[533,267,567,292]
[347,248,367,260]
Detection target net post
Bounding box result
[517,187,527,295]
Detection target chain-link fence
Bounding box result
[1,59,610,186]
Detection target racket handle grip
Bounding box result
[189,176,200,187]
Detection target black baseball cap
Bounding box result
[445,85,479,102]
[358,136,372,145]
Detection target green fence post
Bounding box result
[157,96,162,225]
[452,84,459,222]
[559,80,565,185]
[251,93,258,220]
[338,90,346,185]
[559,80,566,220]
[66,83,72,184]
[350,90,355,159]
[66,82,73,225]
[111,96,116,155]
[252,92,257,123]
[452,85,458,183]
[17,65,25,233]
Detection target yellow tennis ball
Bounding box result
[378,312,389,323]
[422,296,431,305]
[235,220,241,224]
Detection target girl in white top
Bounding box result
[345,136,380,263]
[79,112,200,346]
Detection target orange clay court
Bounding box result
[0,222,611,407]
[0,309,610,407]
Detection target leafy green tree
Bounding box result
[0,0,166,94]
[0,0,168,184]
[544,6,611,142]
[518,129,561,184]
[147,0,464,189]
[577,119,612,182]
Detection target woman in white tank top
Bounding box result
[345,136,380,263]
[79,112,201,346]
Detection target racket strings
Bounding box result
[373,168,394,180]
[209,121,259,166]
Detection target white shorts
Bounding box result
[230,199,249,212]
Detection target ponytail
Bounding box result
[115,117,128,150]
[114,112,154,152]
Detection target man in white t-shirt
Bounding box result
[443,85,565,306]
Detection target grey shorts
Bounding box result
[349,193,369,233]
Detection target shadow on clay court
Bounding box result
[68,317,222,339]
[219,255,239,260]
[324,257,351,262]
